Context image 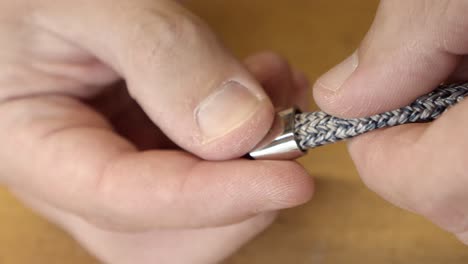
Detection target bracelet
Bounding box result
[249,83,468,160]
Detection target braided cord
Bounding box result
[295,83,468,150]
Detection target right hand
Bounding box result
[313,0,468,245]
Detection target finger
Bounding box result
[291,69,311,110]
[33,0,274,160]
[347,99,468,239]
[14,190,277,264]
[1,96,312,230]
[244,52,310,110]
[313,0,468,118]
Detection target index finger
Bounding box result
[0,95,313,231]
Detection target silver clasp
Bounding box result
[248,108,307,160]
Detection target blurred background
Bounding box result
[1,0,468,263]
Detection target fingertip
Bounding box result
[315,52,359,94]
[313,80,351,116]
[312,52,397,118]
[255,160,314,210]
[312,51,370,118]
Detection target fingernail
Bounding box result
[196,81,262,141]
[318,51,359,92]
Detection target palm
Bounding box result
[86,82,176,151]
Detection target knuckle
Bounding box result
[125,7,206,67]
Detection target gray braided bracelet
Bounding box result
[249,83,468,160]
[295,83,468,150]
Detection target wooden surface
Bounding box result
[1,1,468,263]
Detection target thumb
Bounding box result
[34,0,273,160]
[313,0,468,118]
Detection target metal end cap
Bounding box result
[248,108,307,160]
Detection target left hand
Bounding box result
[0,0,313,262]
[16,52,311,264]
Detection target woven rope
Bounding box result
[295,83,468,150]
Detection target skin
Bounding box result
[4,0,468,262]
[314,0,468,245]
[0,0,313,263]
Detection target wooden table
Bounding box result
[1,1,467,263]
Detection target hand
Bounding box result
[313,0,468,244]
[0,0,313,263]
